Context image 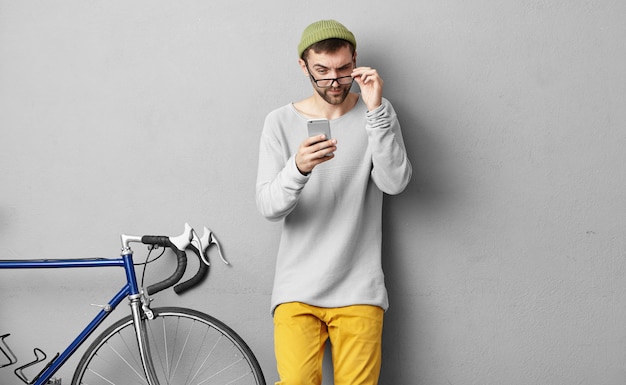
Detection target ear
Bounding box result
[298,58,309,77]
[352,51,358,66]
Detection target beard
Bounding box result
[314,83,352,105]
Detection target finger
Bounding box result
[310,134,327,143]
[300,138,336,158]
[352,67,376,77]
[308,139,336,158]
[352,66,373,74]
[315,138,336,152]
[353,71,380,85]
[296,143,335,174]
[302,134,326,147]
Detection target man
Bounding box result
[256,19,412,385]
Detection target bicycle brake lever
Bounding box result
[201,227,229,266]
[189,226,203,256]
[169,223,194,251]
[198,228,212,266]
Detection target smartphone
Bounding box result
[307,119,332,142]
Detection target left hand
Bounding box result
[352,66,383,111]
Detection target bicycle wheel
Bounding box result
[72,307,265,385]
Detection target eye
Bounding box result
[338,66,352,75]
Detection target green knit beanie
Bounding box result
[297,20,357,58]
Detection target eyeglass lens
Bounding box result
[315,77,353,87]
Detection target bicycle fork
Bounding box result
[129,294,160,385]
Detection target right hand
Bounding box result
[295,135,337,175]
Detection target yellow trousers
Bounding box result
[274,302,384,385]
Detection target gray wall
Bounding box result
[1,1,625,384]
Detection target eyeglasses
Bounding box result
[305,63,354,88]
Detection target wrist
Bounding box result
[367,103,382,112]
[366,101,385,115]
[294,156,310,176]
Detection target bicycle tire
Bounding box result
[71,306,265,385]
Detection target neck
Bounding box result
[295,92,359,120]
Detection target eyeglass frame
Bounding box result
[304,61,354,88]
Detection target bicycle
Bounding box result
[0,223,266,385]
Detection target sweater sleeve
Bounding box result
[256,117,310,221]
[366,99,412,195]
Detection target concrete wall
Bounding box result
[1,1,625,384]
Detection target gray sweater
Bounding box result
[256,96,412,315]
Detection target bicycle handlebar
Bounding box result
[173,243,208,294]
[122,223,227,296]
[140,235,188,295]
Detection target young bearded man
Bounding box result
[256,20,412,385]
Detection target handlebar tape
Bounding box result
[141,235,188,295]
[173,243,209,295]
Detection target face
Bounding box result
[300,46,356,105]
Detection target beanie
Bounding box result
[297,20,357,58]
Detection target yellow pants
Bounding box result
[273,302,384,385]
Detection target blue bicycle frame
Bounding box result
[0,224,202,385]
[0,253,140,385]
